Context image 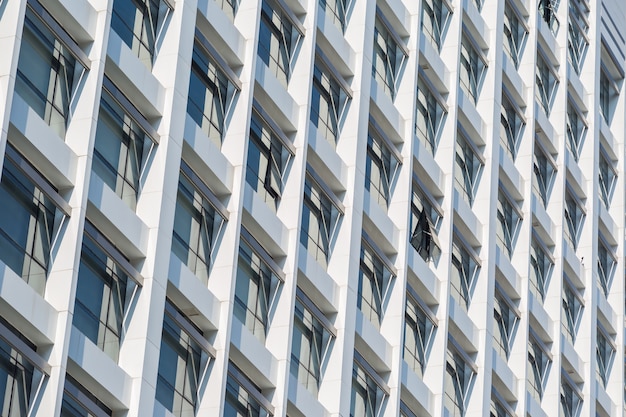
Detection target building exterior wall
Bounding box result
[0,0,624,416]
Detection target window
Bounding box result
[93,80,156,210]
[561,277,583,344]
[351,352,388,417]
[233,230,283,343]
[535,52,559,115]
[73,223,142,362]
[258,0,303,87]
[0,320,42,417]
[503,2,528,68]
[156,301,214,417]
[459,35,486,103]
[188,35,240,147]
[538,0,559,35]
[246,107,294,209]
[598,149,616,209]
[358,237,395,329]
[473,0,483,11]
[567,1,589,74]
[310,60,350,147]
[372,14,407,99]
[61,375,112,417]
[15,5,86,138]
[216,0,237,20]
[421,0,451,52]
[225,364,273,417]
[496,189,521,258]
[527,333,551,402]
[415,78,446,154]
[172,162,228,284]
[566,101,587,162]
[560,375,583,417]
[599,66,620,123]
[500,93,525,161]
[111,0,170,68]
[596,325,615,387]
[365,128,400,209]
[290,290,335,397]
[532,140,556,207]
[0,146,70,296]
[410,184,442,263]
[564,188,584,250]
[444,340,476,417]
[300,172,343,268]
[493,288,519,360]
[597,238,615,297]
[320,0,348,32]
[450,238,479,311]
[490,393,515,417]
[529,238,553,302]
[403,287,436,377]
[455,131,483,206]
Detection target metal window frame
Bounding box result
[295,287,337,337]
[531,230,555,265]
[406,284,438,326]
[452,226,481,267]
[412,174,444,218]
[461,27,489,67]
[266,0,305,36]
[4,145,71,217]
[563,274,585,307]
[194,30,242,92]
[227,362,275,415]
[164,300,216,358]
[447,334,478,374]
[353,350,390,395]
[375,7,409,57]
[26,0,91,70]
[83,221,144,286]
[600,38,625,79]
[494,282,521,318]
[417,69,449,113]
[528,327,553,361]
[240,227,285,282]
[63,377,111,417]
[369,117,402,164]
[400,401,418,417]
[361,232,397,277]
[491,387,516,417]
[252,101,296,156]
[315,48,353,99]
[180,160,229,221]
[102,77,159,144]
[305,165,345,215]
[0,320,50,375]
[560,369,584,405]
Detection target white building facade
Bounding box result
[0,0,624,416]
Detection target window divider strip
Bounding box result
[353,350,390,395]
[4,145,71,217]
[361,232,397,277]
[375,7,409,57]
[26,0,91,71]
[0,320,50,375]
[252,100,295,156]
[268,0,305,36]
[305,165,344,215]
[447,335,478,374]
[227,363,275,415]
[369,117,402,164]
[194,30,242,91]
[315,48,353,99]
[164,301,216,358]
[83,221,144,286]
[180,160,229,220]
[295,287,337,337]
[494,282,521,318]
[240,227,285,282]
[418,69,449,113]
[406,284,438,326]
[102,77,159,144]
[63,378,111,417]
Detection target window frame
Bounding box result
[503,0,529,69]
[538,0,560,35]
[62,375,112,417]
[403,285,437,377]
[496,187,523,258]
[560,371,583,417]
[445,336,478,417]
[500,90,526,161]
[459,31,488,104]
[563,186,585,250]
[410,179,443,263]
[596,322,615,387]
[527,329,552,402]
[529,234,554,302]
[227,362,275,416]
[597,235,616,297]
[420,0,453,52]
[493,284,520,360]
[598,146,616,209]
[535,49,560,116]
[561,275,583,344]
[372,8,409,100]
[567,0,589,75]
[532,137,557,207]
[565,99,588,162]
[415,72,447,154]
[352,350,390,417]
[365,119,402,209]
[455,127,485,207]
[449,231,480,311]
